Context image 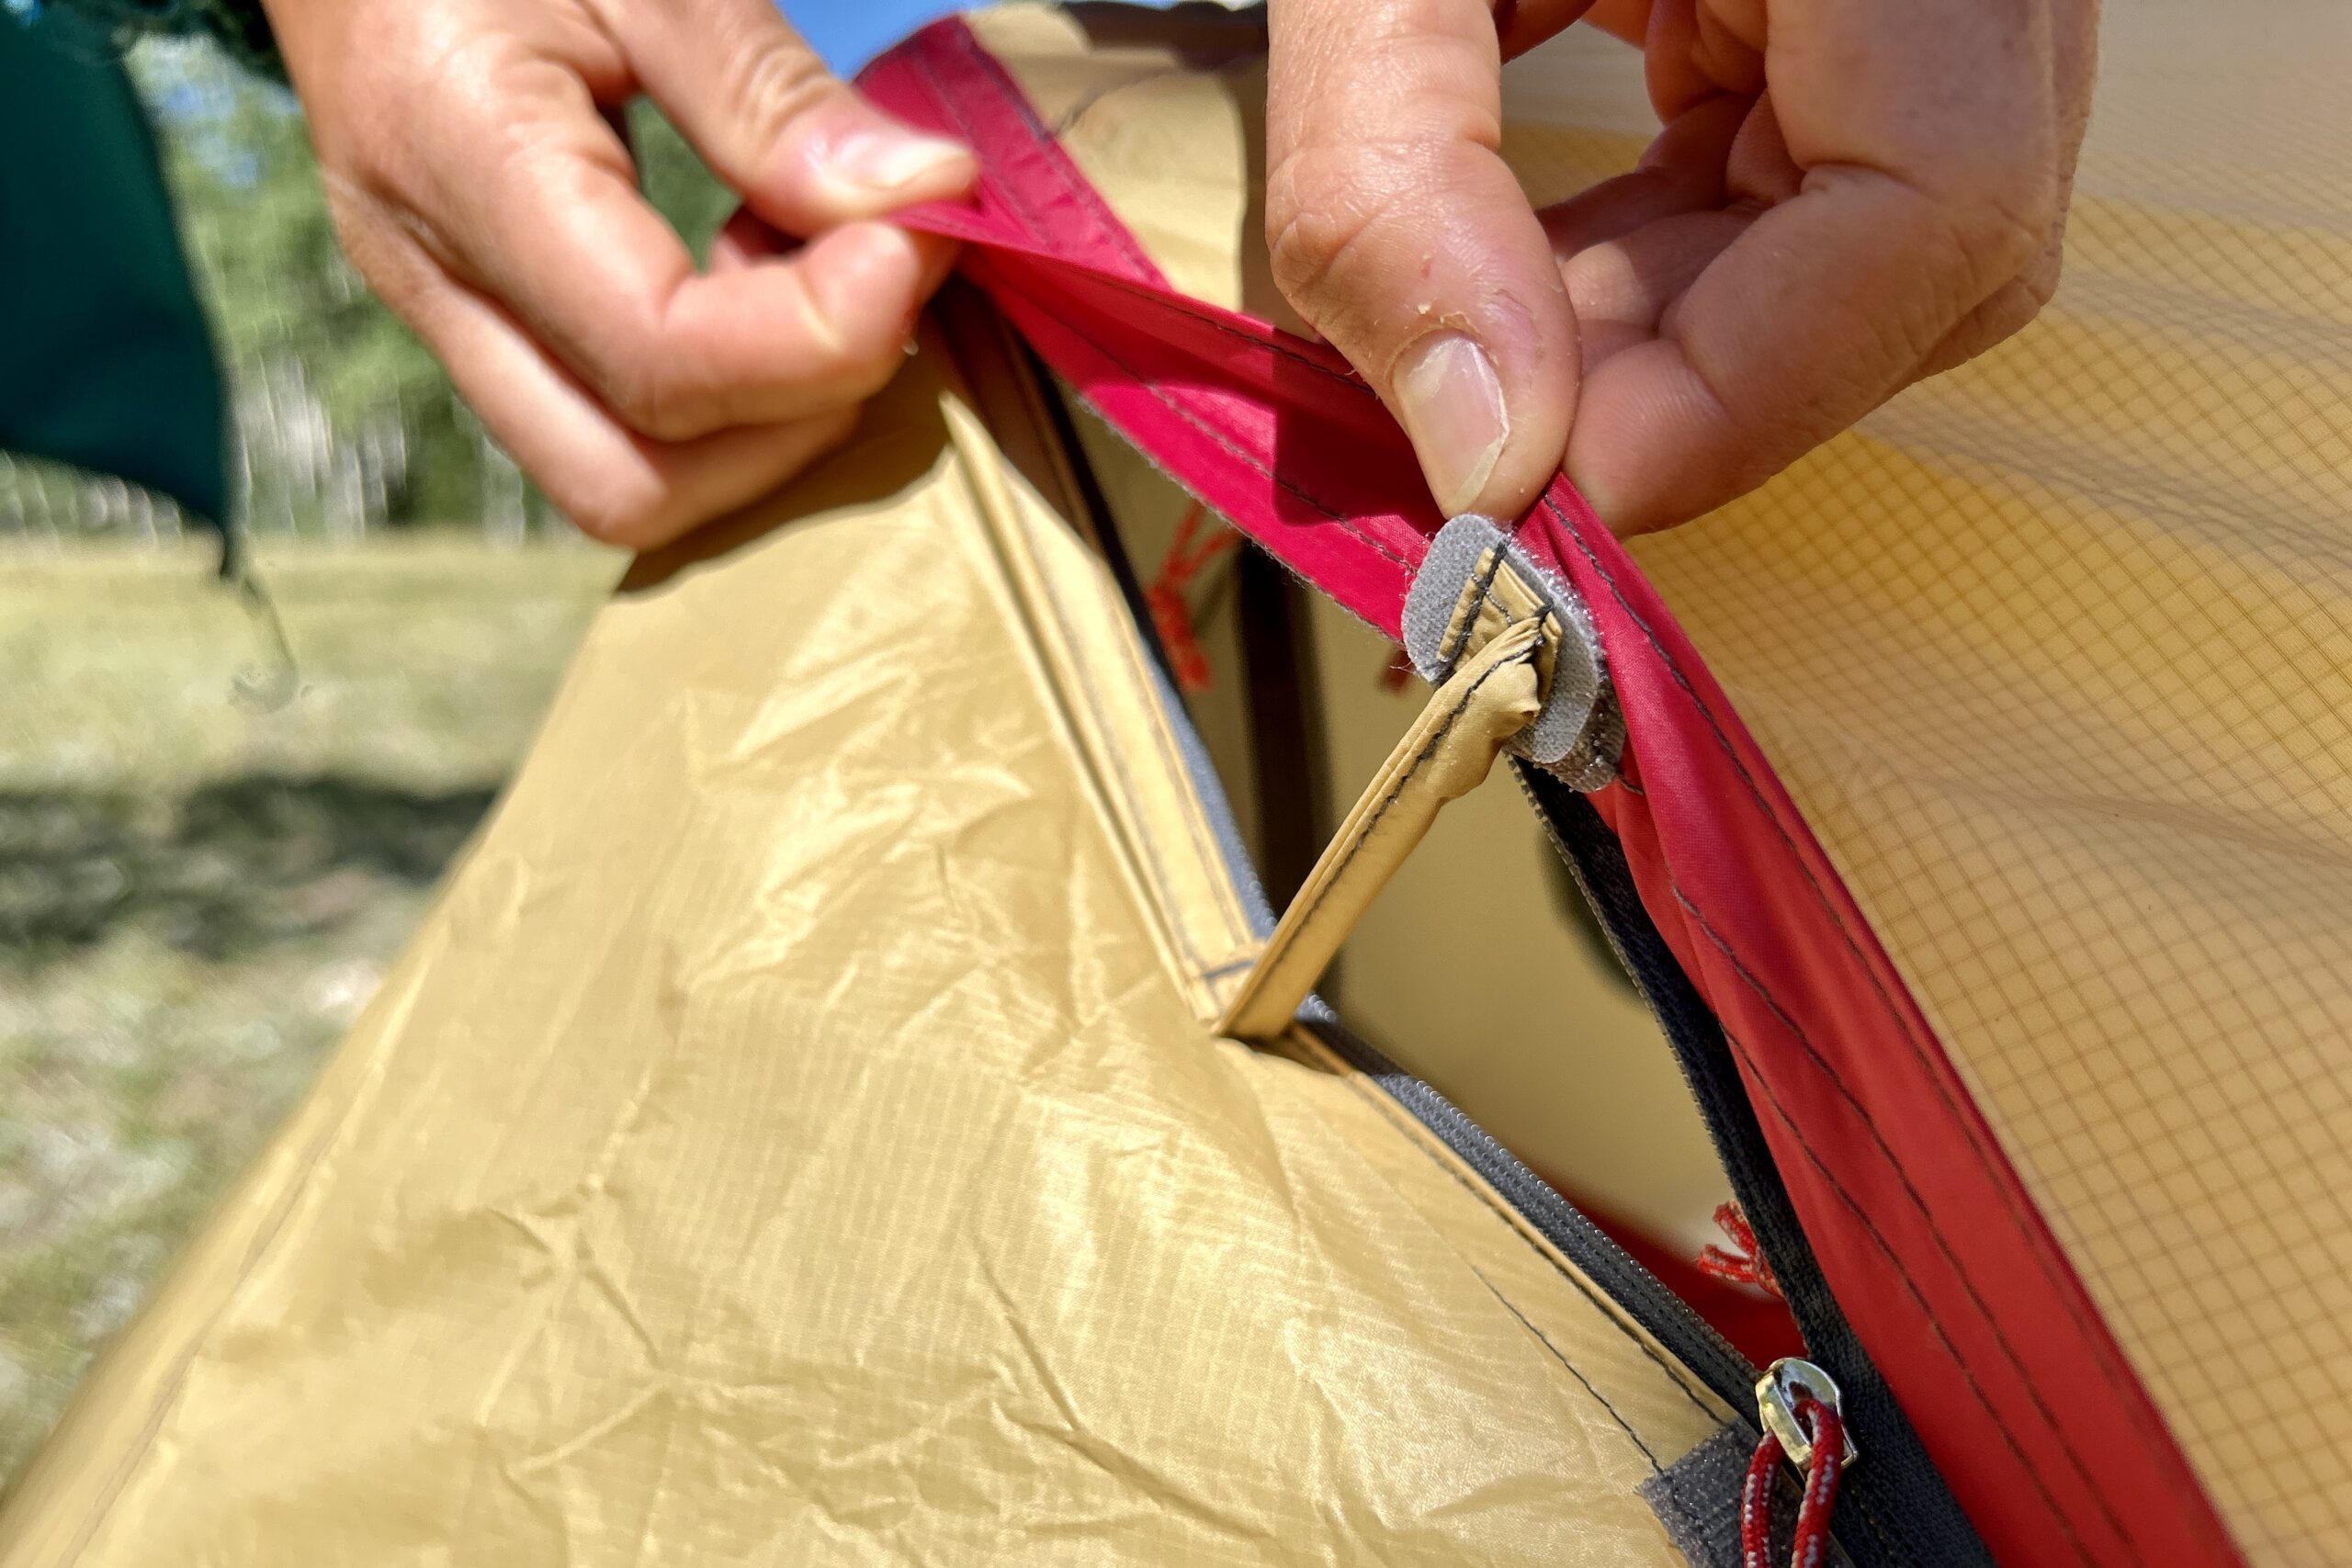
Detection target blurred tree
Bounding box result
[0,34,733,543]
[630,99,738,265]
[134,44,494,533]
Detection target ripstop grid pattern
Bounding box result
[1548,9,2352,1562]
[0,346,1727,1566]
[1023,12,2352,1558]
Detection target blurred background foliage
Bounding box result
[0,0,985,1491]
[0,32,734,545]
[0,25,738,1483]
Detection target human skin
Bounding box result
[260,0,978,547]
[1264,0,2097,533]
[263,0,2092,545]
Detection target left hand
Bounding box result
[263,0,978,547]
[1263,0,2096,533]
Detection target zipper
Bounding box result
[1303,1014,1760,1419]
[1516,763,1996,1568]
[1033,361,1986,1568]
[1758,1357,1857,1472]
[1749,1358,1857,1568]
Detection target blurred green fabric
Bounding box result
[0,15,227,525]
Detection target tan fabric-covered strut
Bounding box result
[0,288,1728,1566]
[1218,619,1543,1042]
[997,6,2352,1559]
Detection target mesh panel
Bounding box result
[1489,7,2352,1562]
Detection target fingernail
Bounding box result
[1393,330,1508,517]
[820,127,972,196]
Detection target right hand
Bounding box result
[1265,0,2088,535]
[263,0,978,547]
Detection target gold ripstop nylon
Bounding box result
[1219,617,1545,1042]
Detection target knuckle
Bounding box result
[1984,254,2063,351]
[1933,166,2061,288]
[318,176,390,268]
[588,324,713,443]
[316,175,433,311]
[1263,142,1408,319]
[604,378,703,445]
[594,357,681,439]
[586,344,660,430]
[790,280,912,405]
[561,471,673,548]
[727,41,836,158]
[826,333,905,404]
[2020,232,2067,316]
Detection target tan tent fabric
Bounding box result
[976,6,2352,1561]
[11,7,2346,1563]
[1617,14,2352,1563]
[998,6,1733,1252]
[0,295,1730,1562]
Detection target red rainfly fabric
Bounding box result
[860,20,2242,1568]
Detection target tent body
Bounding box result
[6,6,2349,1566]
[0,286,1740,1568]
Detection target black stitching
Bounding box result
[923,30,2123,1535]
[1051,262,1369,394]
[1249,650,1525,1012]
[1012,490,1246,977]
[1541,491,2136,1403]
[1702,994,2100,1568]
[1328,1062,1723,1422]
[1438,544,1511,674]
[940,24,1370,395]
[1473,1267,1666,1472]
[1668,883,2127,1557]
[883,78,1257,973]
[1538,489,2186,1554]
[936,24,1159,279]
[904,27,2177,1560]
[922,24,1434,589]
[925,34,1417,963]
[948,22,1164,280]
[1045,307,1416,569]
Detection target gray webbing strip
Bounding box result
[1400,514,1622,790]
[1641,1422,1859,1568]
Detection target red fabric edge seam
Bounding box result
[858,20,2245,1568]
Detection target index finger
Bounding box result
[411,69,949,442]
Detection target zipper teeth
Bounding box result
[1514,765,1645,981]
[1510,761,1740,1156]
[1510,757,1818,1365]
[1037,365,1972,1563]
[1305,1016,1758,1416]
[1514,767,1999,1568]
[1065,449,1763,1411]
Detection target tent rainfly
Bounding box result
[3,6,2346,1567]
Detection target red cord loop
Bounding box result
[1741,1393,1847,1568]
[1697,1201,1783,1299]
[1144,503,1238,694]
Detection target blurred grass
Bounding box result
[0,539,619,1483]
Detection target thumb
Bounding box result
[617,0,977,235]
[1266,0,1583,520]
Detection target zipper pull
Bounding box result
[1756,1358,1858,1472]
[1743,1359,1855,1568]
